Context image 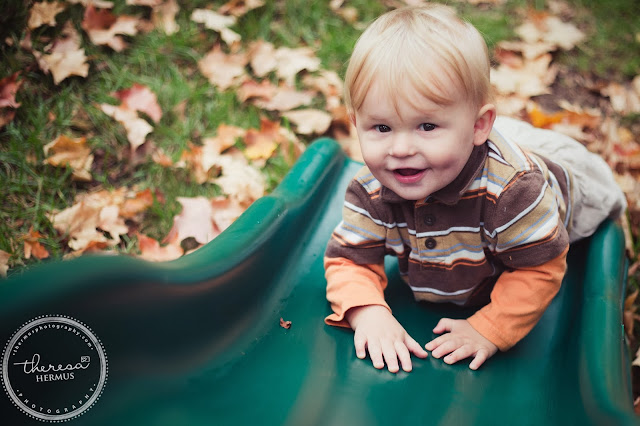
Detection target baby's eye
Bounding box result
[419,123,437,131]
[374,125,391,133]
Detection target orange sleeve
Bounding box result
[467,246,568,351]
[324,256,390,328]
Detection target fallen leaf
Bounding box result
[214,154,266,204]
[283,109,332,135]
[191,8,240,45]
[624,288,639,339]
[152,0,179,35]
[490,53,556,97]
[273,46,321,85]
[100,102,154,151]
[50,189,129,251]
[253,85,315,111]
[28,1,66,30]
[22,228,50,260]
[0,250,10,277]
[279,317,292,329]
[165,196,219,245]
[237,79,277,103]
[113,83,162,123]
[248,40,277,77]
[82,5,139,51]
[120,188,155,219]
[210,196,247,231]
[126,0,161,5]
[40,24,90,85]
[0,72,22,128]
[67,0,114,8]
[137,232,184,262]
[600,79,640,115]
[43,135,94,181]
[218,0,265,17]
[198,44,248,90]
[516,13,585,51]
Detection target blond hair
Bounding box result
[344,5,491,115]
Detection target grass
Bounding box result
[1,0,639,277]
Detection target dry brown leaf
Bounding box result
[273,46,321,85]
[120,188,155,219]
[216,124,247,151]
[215,155,266,204]
[67,0,114,8]
[253,85,315,111]
[496,40,556,60]
[126,0,162,5]
[100,103,153,151]
[210,196,247,232]
[166,196,219,245]
[82,5,139,51]
[248,40,277,77]
[152,0,179,35]
[490,53,556,97]
[0,72,22,128]
[624,288,639,339]
[137,232,184,262]
[279,317,292,329]
[218,0,265,17]
[237,79,277,103]
[22,228,50,260]
[49,189,136,252]
[113,83,162,123]
[40,24,90,85]
[28,1,66,29]
[43,135,93,181]
[516,14,585,51]
[191,9,240,45]
[0,250,10,277]
[600,79,640,115]
[283,109,332,135]
[198,45,248,91]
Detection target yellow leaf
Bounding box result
[0,250,10,277]
[28,1,66,30]
[43,135,93,181]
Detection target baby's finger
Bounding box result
[381,340,400,373]
[429,338,461,359]
[424,333,453,352]
[469,348,489,370]
[367,340,385,370]
[353,330,367,359]
[394,341,413,372]
[432,318,455,334]
[405,336,429,359]
[443,345,475,365]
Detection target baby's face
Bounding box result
[354,79,487,201]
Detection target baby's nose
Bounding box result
[388,136,416,157]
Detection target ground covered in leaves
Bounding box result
[1,0,640,410]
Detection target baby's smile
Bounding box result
[393,168,426,184]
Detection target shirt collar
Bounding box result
[380,142,488,205]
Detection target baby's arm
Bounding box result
[426,247,568,369]
[325,256,428,372]
[346,305,428,373]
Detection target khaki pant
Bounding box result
[494,116,627,243]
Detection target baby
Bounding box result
[324,4,626,372]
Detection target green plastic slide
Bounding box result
[0,139,637,425]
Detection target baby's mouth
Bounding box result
[394,168,424,176]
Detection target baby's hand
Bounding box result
[346,305,428,373]
[425,318,498,370]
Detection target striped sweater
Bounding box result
[325,129,573,349]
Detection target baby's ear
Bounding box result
[473,104,496,146]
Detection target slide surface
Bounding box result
[0,139,637,425]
